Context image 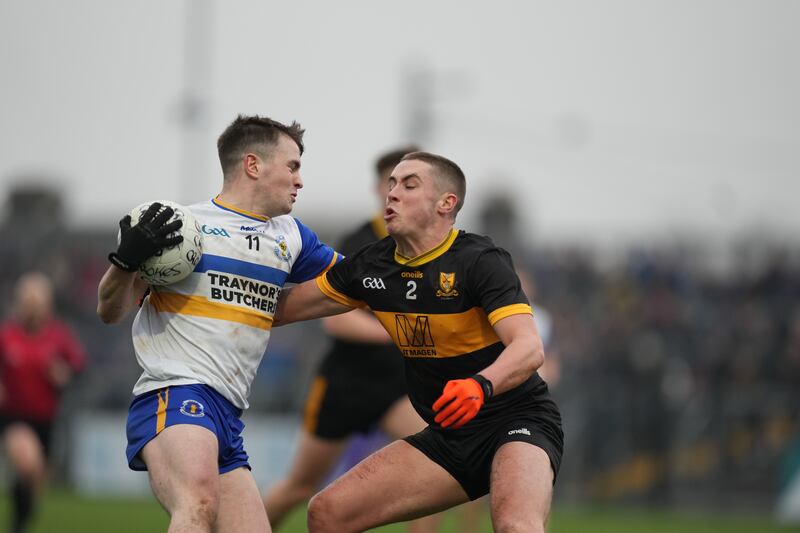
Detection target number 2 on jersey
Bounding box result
[406,280,417,300]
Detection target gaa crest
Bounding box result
[274,235,292,262]
[436,272,459,298]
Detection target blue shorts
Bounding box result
[126,384,250,474]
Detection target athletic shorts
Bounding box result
[0,416,53,457]
[404,402,563,500]
[303,352,407,440]
[126,384,250,474]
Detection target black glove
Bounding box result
[108,202,184,272]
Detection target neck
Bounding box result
[217,178,271,218]
[394,224,454,259]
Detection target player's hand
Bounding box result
[432,378,485,429]
[108,202,184,272]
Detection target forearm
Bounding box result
[97,266,141,324]
[478,334,544,396]
[273,282,354,327]
[322,309,391,343]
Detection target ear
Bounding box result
[243,153,261,179]
[437,192,458,216]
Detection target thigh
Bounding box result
[489,442,553,529]
[216,467,270,533]
[380,396,427,440]
[284,430,349,487]
[3,422,45,472]
[141,424,219,513]
[311,440,469,531]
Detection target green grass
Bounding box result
[3,490,797,532]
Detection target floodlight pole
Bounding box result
[178,0,214,205]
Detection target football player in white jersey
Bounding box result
[97,115,340,533]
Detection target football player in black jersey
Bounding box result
[262,148,438,532]
[273,152,563,533]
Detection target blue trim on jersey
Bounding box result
[286,218,341,283]
[211,198,269,222]
[195,254,289,285]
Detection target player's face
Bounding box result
[257,134,303,217]
[384,159,442,237]
[14,275,53,329]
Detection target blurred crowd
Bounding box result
[1,187,798,511]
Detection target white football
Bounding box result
[127,200,203,285]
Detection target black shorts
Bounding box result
[303,347,407,440]
[0,415,54,457]
[404,399,563,500]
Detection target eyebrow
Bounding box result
[389,172,420,183]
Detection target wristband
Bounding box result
[471,374,494,400]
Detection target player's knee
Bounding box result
[180,492,218,528]
[307,490,344,533]
[493,515,545,533]
[173,478,219,527]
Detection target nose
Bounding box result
[294,174,303,189]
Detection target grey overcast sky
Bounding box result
[1,0,798,249]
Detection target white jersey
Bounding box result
[131,198,340,409]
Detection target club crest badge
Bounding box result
[436,272,459,298]
[179,399,205,417]
[274,235,292,262]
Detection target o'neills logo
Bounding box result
[401,271,424,279]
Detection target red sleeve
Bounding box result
[56,323,87,372]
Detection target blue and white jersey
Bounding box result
[131,197,341,409]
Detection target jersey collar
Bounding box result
[394,228,459,267]
[212,196,270,222]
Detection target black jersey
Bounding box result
[318,228,545,433]
[323,215,403,369]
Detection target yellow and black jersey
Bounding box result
[317,228,545,432]
[323,215,402,371]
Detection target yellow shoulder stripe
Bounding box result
[316,274,365,308]
[487,303,533,326]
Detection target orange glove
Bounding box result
[432,378,484,429]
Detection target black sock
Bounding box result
[11,477,35,532]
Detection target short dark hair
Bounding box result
[374,145,420,178]
[217,115,305,177]
[401,151,466,214]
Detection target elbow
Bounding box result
[97,311,118,325]
[530,339,545,374]
[97,302,121,325]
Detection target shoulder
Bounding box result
[453,231,501,261]
[186,199,214,218]
[355,234,394,259]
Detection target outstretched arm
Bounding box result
[322,310,391,343]
[274,279,355,327]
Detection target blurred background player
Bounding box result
[262,147,438,532]
[0,272,86,533]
